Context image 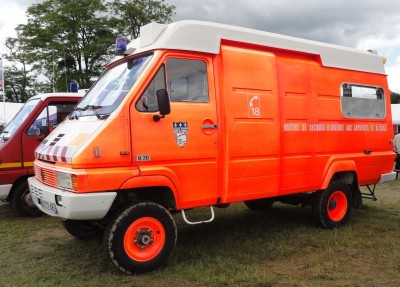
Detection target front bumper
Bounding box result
[28,177,117,220]
[0,184,12,200]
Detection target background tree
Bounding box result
[3,0,176,101]
[110,0,175,39]
[391,91,400,104]
[15,0,121,91]
[2,38,36,102]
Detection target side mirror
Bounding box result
[154,89,171,122]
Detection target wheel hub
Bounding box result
[24,191,36,208]
[329,199,337,210]
[134,229,154,249]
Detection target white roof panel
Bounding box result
[126,20,385,75]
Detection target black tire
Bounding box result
[103,202,177,274]
[62,219,104,239]
[313,181,352,229]
[11,181,43,217]
[244,198,274,210]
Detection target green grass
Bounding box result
[2,181,400,287]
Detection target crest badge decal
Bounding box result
[173,122,188,147]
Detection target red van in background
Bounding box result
[0,92,82,216]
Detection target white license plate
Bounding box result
[40,199,58,214]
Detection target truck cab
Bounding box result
[0,92,83,216]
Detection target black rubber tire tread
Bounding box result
[11,181,42,217]
[103,202,177,275]
[62,219,103,239]
[313,181,352,229]
[244,198,274,210]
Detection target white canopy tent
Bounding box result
[392,104,400,125]
[391,104,400,134]
[0,102,24,127]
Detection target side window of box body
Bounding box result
[341,83,385,119]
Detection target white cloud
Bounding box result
[0,1,27,54]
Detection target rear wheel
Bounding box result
[11,181,42,217]
[103,202,177,274]
[244,198,274,210]
[313,181,352,229]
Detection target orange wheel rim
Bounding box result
[124,217,165,262]
[327,191,348,222]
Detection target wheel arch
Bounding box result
[321,160,358,189]
[118,175,179,210]
[321,160,360,209]
[6,175,31,201]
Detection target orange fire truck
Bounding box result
[28,21,395,274]
[0,93,82,216]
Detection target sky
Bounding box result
[0,0,399,92]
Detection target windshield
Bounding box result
[1,99,40,141]
[73,53,153,118]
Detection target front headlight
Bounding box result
[57,172,75,190]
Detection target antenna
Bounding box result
[0,56,5,124]
[52,51,56,92]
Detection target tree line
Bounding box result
[2,0,175,103]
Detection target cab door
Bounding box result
[131,54,219,209]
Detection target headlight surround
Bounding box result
[57,172,77,190]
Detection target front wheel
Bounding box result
[103,202,177,274]
[313,181,352,229]
[11,181,42,217]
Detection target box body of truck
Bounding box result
[0,93,82,216]
[28,21,395,273]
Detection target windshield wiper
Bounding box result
[69,105,103,119]
[69,107,85,120]
[86,105,103,119]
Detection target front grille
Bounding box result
[35,165,58,188]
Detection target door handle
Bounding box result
[202,124,217,129]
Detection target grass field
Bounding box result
[1,181,400,287]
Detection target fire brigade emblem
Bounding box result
[173,122,188,147]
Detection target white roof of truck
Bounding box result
[126,20,385,75]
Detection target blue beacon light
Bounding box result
[69,81,79,93]
[115,38,127,55]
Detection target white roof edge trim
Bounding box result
[29,92,84,101]
[126,20,385,75]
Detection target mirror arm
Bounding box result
[153,114,165,122]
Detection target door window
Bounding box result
[136,58,209,113]
[167,58,209,103]
[27,102,76,136]
[136,66,166,112]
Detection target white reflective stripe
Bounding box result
[65,146,78,163]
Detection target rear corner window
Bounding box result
[341,83,385,119]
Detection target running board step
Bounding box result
[361,193,378,201]
[181,206,215,225]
